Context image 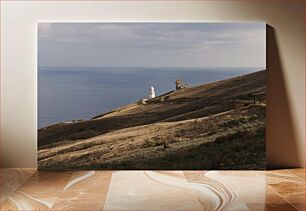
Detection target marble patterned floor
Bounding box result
[0,169,304,211]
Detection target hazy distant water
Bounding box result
[38,66,263,128]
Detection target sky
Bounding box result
[38,22,266,68]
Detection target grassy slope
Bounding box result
[38,70,266,170]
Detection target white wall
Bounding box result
[1,1,304,168]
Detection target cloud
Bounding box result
[38,22,266,68]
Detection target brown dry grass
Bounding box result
[38,70,266,170]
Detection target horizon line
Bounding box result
[38,65,266,69]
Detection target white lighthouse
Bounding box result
[149,86,155,99]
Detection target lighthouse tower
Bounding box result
[149,86,155,99]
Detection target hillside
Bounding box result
[38,70,266,170]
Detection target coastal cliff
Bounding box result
[38,70,266,170]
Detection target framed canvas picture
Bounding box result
[38,22,266,170]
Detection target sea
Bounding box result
[38,66,263,128]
